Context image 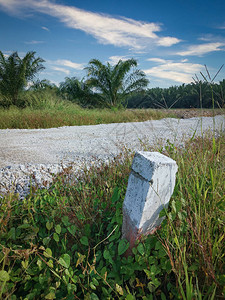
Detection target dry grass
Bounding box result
[0,105,171,129]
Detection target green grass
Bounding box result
[0,131,224,299]
[0,104,170,129]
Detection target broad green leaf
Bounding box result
[67,282,72,293]
[118,239,129,256]
[132,247,137,255]
[102,287,109,296]
[53,233,59,242]
[155,241,163,250]
[43,237,50,245]
[39,274,46,285]
[18,223,31,229]
[59,253,71,268]
[148,256,156,265]
[68,225,77,236]
[46,221,53,231]
[116,283,124,295]
[22,260,28,269]
[90,282,96,290]
[148,281,155,293]
[158,247,167,258]
[80,236,89,246]
[0,270,10,281]
[137,243,145,256]
[151,264,157,275]
[55,224,61,234]
[103,249,110,260]
[90,293,99,300]
[43,248,52,258]
[103,249,113,264]
[37,259,42,270]
[152,277,161,288]
[144,269,151,279]
[126,295,135,300]
[48,259,54,268]
[45,292,56,299]
[92,277,99,286]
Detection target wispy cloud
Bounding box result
[46,59,84,77]
[157,37,181,47]
[144,58,203,84]
[50,59,84,70]
[0,0,181,50]
[147,58,168,63]
[107,55,130,65]
[25,40,44,44]
[51,66,70,75]
[217,23,225,30]
[41,26,49,31]
[177,42,225,56]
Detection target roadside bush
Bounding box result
[20,89,69,110]
[0,133,224,299]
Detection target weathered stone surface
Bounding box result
[122,151,178,249]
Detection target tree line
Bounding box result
[0,50,224,109]
[0,51,148,109]
[127,81,225,109]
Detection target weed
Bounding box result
[0,132,224,299]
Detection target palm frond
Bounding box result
[85,58,148,107]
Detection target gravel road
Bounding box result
[0,115,224,198]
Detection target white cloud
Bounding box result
[0,0,181,50]
[0,0,35,16]
[25,40,44,44]
[144,59,203,84]
[217,23,225,30]
[55,59,84,70]
[42,26,49,31]
[107,55,130,65]
[157,37,181,47]
[51,66,70,75]
[46,59,84,77]
[147,58,168,63]
[177,42,225,56]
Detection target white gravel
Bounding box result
[0,115,224,199]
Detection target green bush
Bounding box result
[0,134,224,299]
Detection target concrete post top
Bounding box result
[132,151,178,181]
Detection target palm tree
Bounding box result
[0,51,45,106]
[85,58,149,108]
[59,77,96,107]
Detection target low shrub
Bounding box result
[0,133,224,299]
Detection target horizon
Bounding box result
[0,0,225,88]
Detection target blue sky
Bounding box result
[0,0,225,88]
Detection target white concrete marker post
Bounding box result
[122,151,178,253]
